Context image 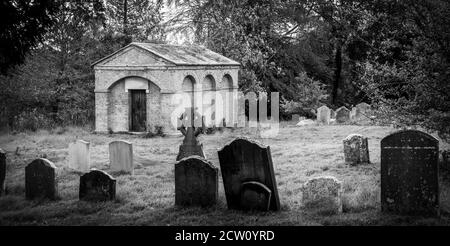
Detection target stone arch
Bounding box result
[107,76,161,132]
[222,74,233,89]
[202,75,216,126]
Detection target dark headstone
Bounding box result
[218,137,280,211]
[240,181,272,211]
[79,169,116,201]
[381,130,439,216]
[175,156,218,207]
[25,158,58,200]
[335,106,350,123]
[0,148,6,196]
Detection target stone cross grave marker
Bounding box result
[25,158,58,200]
[109,140,133,174]
[0,148,6,196]
[218,137,280,211]
[343,134,370,165]
[381,130,439,216]
[335,106,350,123]
[79,169,116,201]
[175,156,218,207]
[68,140,90,172]
[317,105,331,125]
[301,176,343,214]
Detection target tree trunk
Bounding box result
[332,42,342,105]
[123,0,128,35]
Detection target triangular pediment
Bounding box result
[94,45,174,67]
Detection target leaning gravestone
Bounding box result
[343,134,370,165]
[301,176,343,214]
[79,169,116,201]
[0,148,6,196]
[240,181,272,211]
[352,103,371,123]
[109,140,133,174]
[25,158,58,200]
[317,105,331,125]
[175,156,218,207]
[381,130,439,216]
[335,106,351,123]
[68,140,90,172]
[218,137,280,211]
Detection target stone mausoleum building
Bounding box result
[92,42,240,134]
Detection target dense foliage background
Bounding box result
[0,0,449,140]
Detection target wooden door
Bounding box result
[130,90,147,132]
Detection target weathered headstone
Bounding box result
[291,114,300,123]
[317,105,331,125]
[25,158,58,200]
[352,103,371,123]
[335,106,350,123]
[79,169,116,201]
[301,176,342,214]
[240,181,272,211]
[218,137,280,211]
[381,130,439,216]
[0,148,6,196]
[175,156,218,207]
[343,134,370,165]
[68,140,90,172]
[109,140,133,174]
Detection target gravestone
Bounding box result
[79,169,116,201]
[381,130,439,216]
[352,103,371,123]
[240,181,272,211]
[175,156,218,207]
[218,137,280,211]
[335,106,350,123]
[68,140,90,172]
[25,158,58,200]
[302,176,342,214]
[0,148,5,196]
[343,134,370,165]
[317,105,331,125]
[109,140,133,174]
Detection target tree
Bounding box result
[0,0,59,74]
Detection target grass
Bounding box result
[0,124,449,226]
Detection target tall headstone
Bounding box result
[25,158,58,200]
[343,134,370,165]
[79,169,116,201]
[317,105,331,125]
[302,176,342,214]
[381,130,439,216]
[218,137,280,211]
[335,106,350,123]
[68,140,90,172]
[175,156,218,207]
[109,140,133,174]
[0,148,6,196]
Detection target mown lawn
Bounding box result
[0,123,449,226]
